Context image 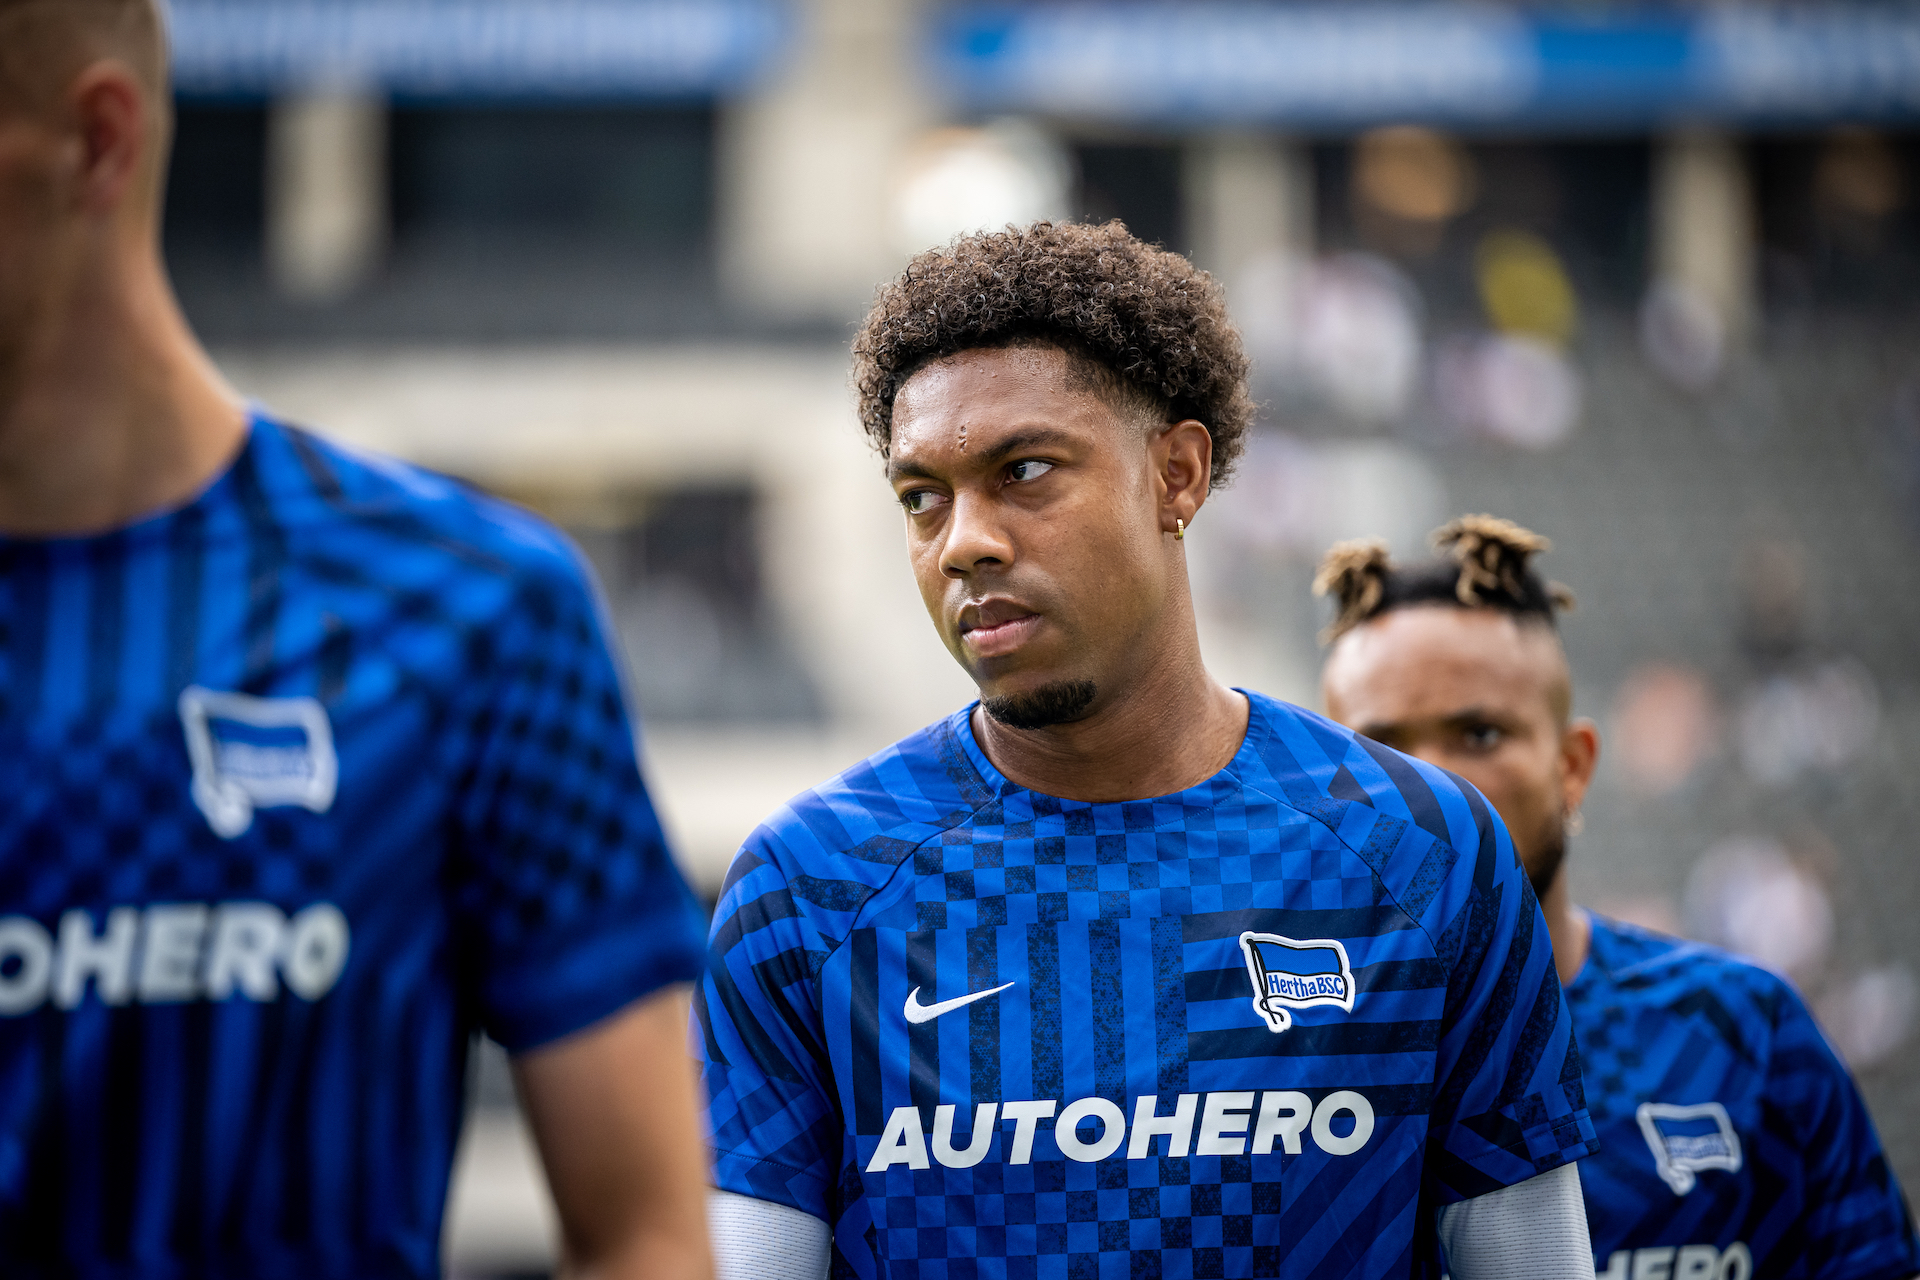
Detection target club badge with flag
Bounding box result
[1238,932,1356,1033]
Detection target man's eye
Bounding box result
[1007,460,1054,483]
[1462,724,1504,751]
[900,489,948,515]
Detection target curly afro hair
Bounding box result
[852,221,1256,485]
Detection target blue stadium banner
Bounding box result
[931,3,1920,129]
[167,0,790,99]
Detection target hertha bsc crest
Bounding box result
[1238,932,1356,1033]
[1637,1101,1742,1195]
[179,687,338,839]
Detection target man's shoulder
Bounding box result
[710,711,992,952]
[1579,915,1891,1178]
[730,712,992,882]
[257,417,588,598]
[1583,914,1805,1032]
[1242,692,1503,876]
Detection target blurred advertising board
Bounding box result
[167,0,789,99]
[933,3,1920,130]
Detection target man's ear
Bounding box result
[1561,717,1601,814]
[67,60,149,216]
[1156,418,1212,537]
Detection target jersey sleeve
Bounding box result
[1410,769,1599,1203]
[1764,985,1920,1279]
[447,547,705,1053]
[695,832,843,1221]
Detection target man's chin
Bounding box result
[980,679,1098,731]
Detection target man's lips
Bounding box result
[958,612,1041,659]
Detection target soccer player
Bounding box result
[1317,517,1920,1280]
[696,221,1600,1280]
[0,3,712,1276]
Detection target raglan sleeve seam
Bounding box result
[1240,777,1449,957]
[810,798,1006,977]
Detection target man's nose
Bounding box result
[939,491,1014,579]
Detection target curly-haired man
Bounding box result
[697,223,1600,1279]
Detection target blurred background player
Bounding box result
[0,2,712,1276]
[697,221,1598,1280]
[1317,517,1919,1280]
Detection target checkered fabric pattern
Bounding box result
[1568,916,1919,1278]
[0,416,704,1278]
[699,693,1599,1279]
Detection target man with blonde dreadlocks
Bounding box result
[1316,516,1919,1280]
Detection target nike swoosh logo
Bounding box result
[904,981,1016,1024]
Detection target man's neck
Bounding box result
[972,632,1249,804]
[0,236,245,538]
[1538,869,1590,988]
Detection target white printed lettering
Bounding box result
[867,1106,930,1172]
[1311,1091,1375,1156]
[1055,1097,1126,1162]
[1253,1090,1312,1155]
[873,1090,1383,1172]
[1196,1091,1254,1157]
[54,908,138,1008]
[138,904,209,1002]
[1632,1246,1676,1280]
[1596,1244,1751,1280]
[283,903,350,999]
[204,903,286,1001]
[1128,1093,1198,1160]
[1675,1246,1719,1280]
[1001,1100,1055,1165]
[933,1103,997,1169]
[0,902,345,1014]
[0,918,52,1015]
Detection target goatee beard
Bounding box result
[981,680,1098,730]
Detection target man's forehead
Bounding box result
[1327,607,1559,716]
[896,346,1080,416]
[891,347,1119,459]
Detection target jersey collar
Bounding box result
[944,689,1269,811]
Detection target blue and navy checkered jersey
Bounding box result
[1569,914,1919,1280]
[0,414,705,1279]
[697,692,1598,1279]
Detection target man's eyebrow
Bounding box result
[888,427,1078,483]
[976,428,1077,465]
[887,457,941,483]
[1356,707,1493,740]
[1438,706,1504,726]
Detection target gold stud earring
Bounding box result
[1175,519,1185,541]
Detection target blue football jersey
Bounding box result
[0,414,706,1278]
[697,692,1598,1279]
[1569,915,1919,1280]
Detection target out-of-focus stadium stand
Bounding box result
[154,1,1920,1273]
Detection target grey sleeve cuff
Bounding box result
[1437,1163,1595,1280]
[709,1188,832,1280]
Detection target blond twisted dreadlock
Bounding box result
[1311,539,1392,643]
[1313,515,1574,643]
[1433,515,1576,612]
